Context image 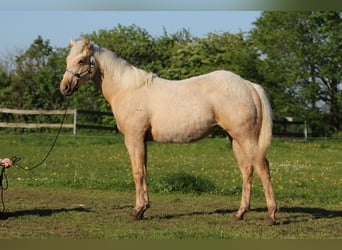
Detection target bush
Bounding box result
[153,171,217,194]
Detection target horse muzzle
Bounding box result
[60,77,79,96]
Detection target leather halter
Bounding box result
[64,56,95,79]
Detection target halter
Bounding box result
[64,56,95,79]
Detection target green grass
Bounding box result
[0,131,341,239]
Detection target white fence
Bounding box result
[0,108,115,135]
[1,108,310,138]
[0,108,76,134]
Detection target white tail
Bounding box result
[252,83,273,159]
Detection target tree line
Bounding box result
[0,11,341,136]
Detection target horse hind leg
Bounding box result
[231,139,277,225]
[231,140,254,221]
[254,157,278,225]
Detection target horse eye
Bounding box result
[78,59,85,65]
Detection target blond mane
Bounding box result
[92,43,156,88]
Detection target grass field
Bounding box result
[0,131,341,239]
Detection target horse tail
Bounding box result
[252,83,273,159]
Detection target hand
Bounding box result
[0,158,13,168]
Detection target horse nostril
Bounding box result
[63,83,72,92]
[60,83,72,95]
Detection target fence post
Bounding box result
[304,121,308,140]
[73,109,77,135]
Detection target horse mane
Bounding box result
[92,43,156,88]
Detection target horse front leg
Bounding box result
[125,135,150,221]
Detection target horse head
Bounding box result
[60,36,96,96]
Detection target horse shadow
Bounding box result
[275,206,342,224]
[147,206,342,224]
[0,206,92,220]
[148,208,235,220]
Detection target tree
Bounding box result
[152,28,194,79]
[159,31,262,82]
[0,36,70,127]
[87,24,156,70]
[38,46,69,110]
[0,62,12,107]
[251,11,342,135]
[11,36,54,109]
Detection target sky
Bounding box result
[1,0,336,57]
[0,11,261,57]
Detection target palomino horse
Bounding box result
[60,37,277,225]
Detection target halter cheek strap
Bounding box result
[65,56,95,79]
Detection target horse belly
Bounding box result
[150,108,216,143]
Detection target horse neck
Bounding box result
[93,47,117,81]
[93,46,154,90]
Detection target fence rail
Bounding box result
[0,108,115,135]
[0,122,74,129]
[0,108,308,138]
[0,108,74,115]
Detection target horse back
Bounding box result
[144,70,258,143]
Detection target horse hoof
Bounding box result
[128,210,144,222]
[232,215,243,221]
[128,213,137,222]
[265,217,276,226]
[128,211,140,221]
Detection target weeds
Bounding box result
[0,133,341,238]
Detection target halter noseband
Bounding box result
[64,56,95,79]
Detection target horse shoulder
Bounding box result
[109,87,150,135]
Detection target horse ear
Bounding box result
[70,39,76,47]
[83,36,91,51]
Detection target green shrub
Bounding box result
[154,171,217,194]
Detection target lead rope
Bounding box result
[0,99,70,213]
